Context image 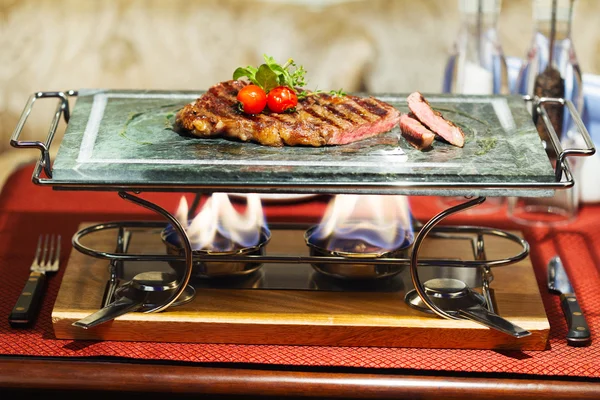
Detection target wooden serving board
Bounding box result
[52,223,550,350]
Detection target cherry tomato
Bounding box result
[267,86,298,113]
[237,84,267,114]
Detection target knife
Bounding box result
[547,255,591,346]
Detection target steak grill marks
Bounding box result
[175,80,401,147]
[302,108,341,129]
[360,98,391,117]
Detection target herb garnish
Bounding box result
[298,88,346,99]
[233,54,344,99]
[476,137,497,155]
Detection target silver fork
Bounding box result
[9,234,61,327]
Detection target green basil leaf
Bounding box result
[255,64,279,92]
[233,66,258,85]
[268,64,286,76]
[268,64,294,87]
[233,67,250,80]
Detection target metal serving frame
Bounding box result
[9,91,596,322]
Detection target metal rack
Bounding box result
[9,90,596,324]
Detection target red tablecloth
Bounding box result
[1,164,599,377]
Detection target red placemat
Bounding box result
[0,164,599,377]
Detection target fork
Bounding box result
[9,234,61,327]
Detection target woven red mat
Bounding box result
[0,164,599,377]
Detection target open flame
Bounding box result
[174,193,266,251]
[310,195,414,253]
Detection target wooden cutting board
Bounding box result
[52,223,550,350]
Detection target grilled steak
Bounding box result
[399,113,435,150]
[407,92,465,148]
[175,80,401,147]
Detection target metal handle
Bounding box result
[72,295,143,329]
[532,96,596,183]
[10,91,76,179]
[457,307,531,338]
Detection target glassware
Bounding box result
[440,0,508,214]
[443,0,509,96]
[509,0,583,226]
[514,0,582,140]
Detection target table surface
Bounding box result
[0,164,599,399]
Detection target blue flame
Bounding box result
[310,195,414,253]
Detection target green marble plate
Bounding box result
[51,89,555,196]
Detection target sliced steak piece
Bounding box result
[175,80,401,147]
[406,92,465,148]
[399,113,435,150]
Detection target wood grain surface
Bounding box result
[1,358,599,399]
[52,222,549,350]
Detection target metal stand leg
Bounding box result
[410,196,486,320]
[102,226,131,308]
[118,191,193,313]
[472,233,495,314]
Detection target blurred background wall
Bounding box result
[1,0,599,186]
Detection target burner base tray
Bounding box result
[52,223,550,350]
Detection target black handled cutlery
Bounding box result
[547,255,591,346]
[9,235,61,328]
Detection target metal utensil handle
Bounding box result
[72,295,143,329]
[457,307,531,338]
[10,91,75,179]
[535,96,596,182]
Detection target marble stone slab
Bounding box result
[51,89,556,196]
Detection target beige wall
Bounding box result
[1,0,599,180]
